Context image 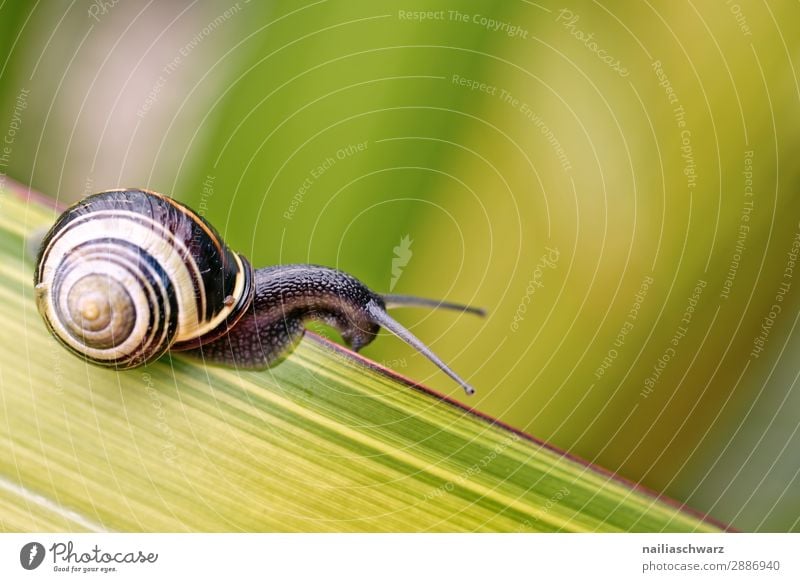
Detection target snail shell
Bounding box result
[34,189,253,368]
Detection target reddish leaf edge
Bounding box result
[305,332,736,533]
[3,176,67,211]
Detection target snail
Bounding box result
[33,189,484,395]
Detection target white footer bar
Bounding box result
[0,533,796,581]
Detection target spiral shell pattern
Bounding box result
[34,189,253,368]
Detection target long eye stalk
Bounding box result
[367,299,482,396]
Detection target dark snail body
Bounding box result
[34,189,482,395]
[191,265,383,368]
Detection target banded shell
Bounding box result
[34,189,253,368]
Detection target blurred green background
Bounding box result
[1,0,798,531]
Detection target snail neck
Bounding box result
[252,264,383,350]
[187,263,480,396]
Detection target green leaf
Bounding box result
[0,182,726,532]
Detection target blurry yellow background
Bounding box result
[1,1,798,531]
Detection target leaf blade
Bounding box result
[0,183,727,532]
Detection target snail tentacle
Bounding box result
[381,294,486,317]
